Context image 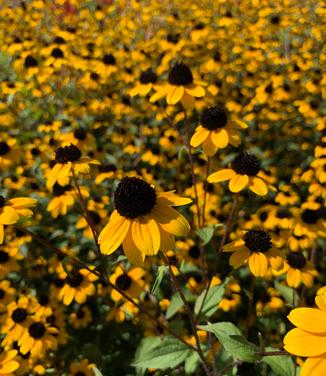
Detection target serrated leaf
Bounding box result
[195,278,228,318]
[151,265,168,296]
[133,336,192,369]
[262,347,295,376]
[199,322,261,362]
[166,293,184,319]
[196,224,224,246]
[184,351,200,374]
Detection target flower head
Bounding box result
[98,177,192,264]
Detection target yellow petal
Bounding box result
[122,228,145,265]
[131,216,160,256]
[152,204,190,236]
[211,128,229,148]
[190,126,209,148]
[185,85,205,97]
[287,308,326,334]
[202,134,217,156]
[181,91,195,111]
[249,177,268,196]
[156,191,192,206]
[266,248,284,271]
[0,225,4,244]
[287,268,301,288]
[223,239,245,252]
[229,248,250,268]
[284,328,326,357]
[158,226,175,252]
[166,85,184,105]
[47,163,62,188]
[8,197,37,208]
[316,294,326,312]
[248,252,268,277]
[208,169,236,183]
[229,174,249,193]
[57,163,72,185]
[149,85,170,103]
[99,213,130,255]
[301,357,326,376]
[0,206,19,225]
[0,360,20,373]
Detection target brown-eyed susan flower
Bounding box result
[223,230,284,277]
[58,268,98,306]
[109,265,145,302]
[46,144,99,188]
[69,358,95,376]
[190,106,248,156]
[149,62,205,110]
[208,152,273,195]
[0,196,37,244]
[18,320,58,357]
[276,252,318,288]
[130,69,158,97]
[69,306,92,329]
[98,177,192,265]
[0,350,20,375]
[283,287,326,376]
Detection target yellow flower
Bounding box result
[208,152,273,195]
[129,69,158,97]
[98,177,192,265]
[46,144,99,188]
[283,288,326,376]
[0,196,37,244]
[0,350,19,376]
[223,230,284,277]
[190,106,248,156]
[69,359,95,376]
[149,62,205,110]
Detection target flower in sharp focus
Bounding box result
[46,144,99,188]
[223,229,284,277]
[0,350,20,376]
[283,287,326,376]
[98,176,192,265]
[0,196,37,244]
[190,106,248,156]
[149,62,205,110]
[208,151,274,195]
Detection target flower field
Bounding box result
[0,1,325,375]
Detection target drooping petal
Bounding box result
[166,85,184,105]
[284,328,326,357]
[149,85,170,103]
[300,356,326,376]
[287,308,326,334]
[316,293,326,312]
[248,252,268,277]
[181,91,195,111]
[229,174,249,193]
[57,163,72,186]
[98,213,130,255]
[47,163,62,188]
[122,228,145,265]
[287,268,301,288]
[185,85,205,97]
[249,177,268,196]
[202,134,217,156]
[223,239,246,252]
[229,248,250,268]
[131,216,160,256]
[266,248,284,271]
[190,126,209,147]
[152,204,190,236]
[0,225,4,244]
[156,191,192,206]
[208,169,236,183]
[0,206,19,225]
[211,128,229,148]
[158,226,175,252]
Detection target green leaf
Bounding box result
[274,281,299,307]
[134,337,162,376]
[262,347,295,376]
[184,351,200,374]
[133,336,193,370]
[166,293,184,319]
[199,322,261,362]
[194,278,228,318]
[196,224,224,246]
[151,265,168,296]
[92,368,104,376]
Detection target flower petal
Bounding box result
[287,308,326,334]
[185,85,205,97]
[301,356,326,376]
[0,206,19,225]
[190,126,209,148]
[157,191,192,206]
[208,169,236,183]
[248,252,268,277]
[131,216,160,256]
[122,229,146,265]
[152,204,190,236]
[202,134,217,156]
[211,128,229,148]
[229,174,249,193]
[287,268,301,288]
[47,164,62,188]
[229,248,250,268]
[284,328,326,357]
[166,85,184,105]
[266,248,284,271]
[249,177,268,196]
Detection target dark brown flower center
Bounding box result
[201,106,228,130]
[168,63,193,86]
[55,144,81,164]
[29,322,46,339]
[139,69,157,84]
[231,152,261,176]
[116,273,132,291]
[244,230,272,253]
[287,252,306,269]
